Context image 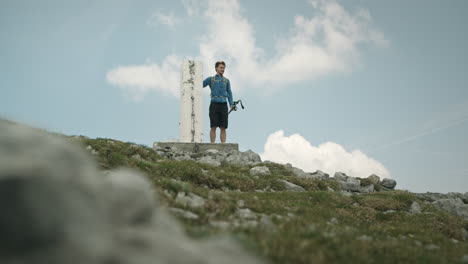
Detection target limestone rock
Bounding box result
[310,170,329,180]
[236,208,257,220]
[409,201,422,214]
[169,208,199,220]
[367,174,380,185]
[278,179,306,192]
[433,198,468,220]
[175,192,206,208]
[359,184,375,193]
[250,166,271,176]
[381,178,397,189]
[334,172,349,182]
[339,177,361,192]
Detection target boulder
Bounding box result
[310,170,329,180]
[175,192,206,208]
[250,166,271,176]
[334,172,349,182]
[367,174,380,185]
[277,179,306,192]
[339,177,361,192]
[381,178,397,189]
[432,198,468,220]
[409,201,422,214]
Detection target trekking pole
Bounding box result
[228,100,245,115]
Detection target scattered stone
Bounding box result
[198,156,221,166]
[131,154,142,161]
[237,200,245,207]
[356,235,373,241]
[340,191,353,197]
[278,179,306,192]
[409,201,422,214]
[461,254,468,263]
[327,186,334,192]
[450,238,459,244]
[367,174,380,185]
[381,178,397,189]
[236,208,257,220]
[384,210,396,214]
[169,208,199,220]
[414,240,422,247]
[328,217,339,225]
[175,192,206,208]
[250,166,270,176]
[424,244,439,250]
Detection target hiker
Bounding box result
[203,61,234,143]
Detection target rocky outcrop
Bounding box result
[154,144,262,166]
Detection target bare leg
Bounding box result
[210,127,216,143]
[220,127,226,143]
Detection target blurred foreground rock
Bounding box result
[0,120,265,264]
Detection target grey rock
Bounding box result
[424,244,439,250]
[278,179,306,192]
[327,186,335,192]
[432,198,468,220]
[198,156,221,166]
[249,166,271,176]
[339,177,361,192]
[236,208,257,220]
[356,235,373,241]
[409,201,422,214]
[381,178,397,189]
[310,170,329,179]
[334,172,349,181]
[243,150,262,163]
[131,154,142,160]
[367,174,380,185]
[359,184,375,193]
[175,192,206,208]
[169,208,199,220]
[285,163,310,178]
[237,200,245,207]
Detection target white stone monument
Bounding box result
[179,60,203,143]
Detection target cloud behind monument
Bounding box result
[106,0,387,100]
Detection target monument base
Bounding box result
[153,142,239,153]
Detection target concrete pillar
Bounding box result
[180,60,203,143]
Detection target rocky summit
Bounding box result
[1,119,468,264]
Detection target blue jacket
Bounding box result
[203,75,233,107]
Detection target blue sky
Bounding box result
[1,0,467,193]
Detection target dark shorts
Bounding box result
[209,102,228,128]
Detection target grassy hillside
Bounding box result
[73,136,468,264]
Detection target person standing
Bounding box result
[203,61,234,143]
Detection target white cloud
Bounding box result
[148,11,181,28]
[261,130,391,178]
[107,0,387,99]
[106,55,181,100]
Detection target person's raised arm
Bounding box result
[203,77,211,88]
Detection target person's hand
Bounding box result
[230,105,236,111]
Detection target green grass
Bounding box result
[72,136,468,264]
